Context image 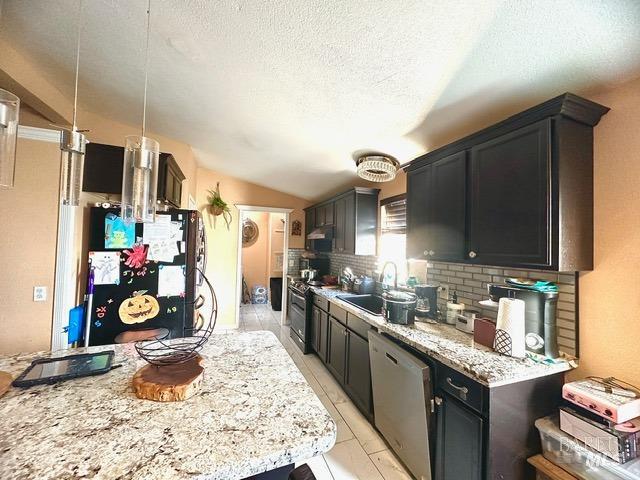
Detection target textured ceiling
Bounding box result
[1,0,640,199]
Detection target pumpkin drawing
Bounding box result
[119,291,160,325]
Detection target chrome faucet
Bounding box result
[380,261,398,290]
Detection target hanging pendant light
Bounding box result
[0,88,20,188]
[59,0,88,206]
[356,154,399,182]
[121,0,159,224]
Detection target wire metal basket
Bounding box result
[135,267,217,366]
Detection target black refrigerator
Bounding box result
[85,207,206,346]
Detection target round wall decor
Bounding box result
[242,218,259,247]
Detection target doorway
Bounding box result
[235,205,292,327]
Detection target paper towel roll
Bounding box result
[493,297,526,358]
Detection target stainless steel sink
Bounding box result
[337,294,384,316]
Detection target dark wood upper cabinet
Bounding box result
[157,153,185,208]
[468,120,550,267]
[305,208,315,251]
[406,93,609,271]
[82,143,185,208]
[406,164,432,259]
[430,152,467,262]
[344,192,358,254]
[306,187,379,255]
[324,202,334,226]
[407,151,467,262]
[333,197,346,252]
[314,205,325,227]
[314,202,334,227]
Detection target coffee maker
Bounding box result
[487,283,559,358]
[415,285,439,321]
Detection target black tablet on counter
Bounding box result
[12,351,115,388]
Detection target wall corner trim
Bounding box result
[18,125,61,143]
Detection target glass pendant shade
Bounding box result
[121,135,159,224]
[356,155,399,182]
[59,129,87,206]
[0,89,20,188]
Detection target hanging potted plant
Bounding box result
[207,182,232,230]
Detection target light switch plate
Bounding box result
[33,286,47,302]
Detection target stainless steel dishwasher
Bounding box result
[369,331,433,480]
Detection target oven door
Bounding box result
[288,289,307,339]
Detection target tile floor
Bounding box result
[237,303,414,480]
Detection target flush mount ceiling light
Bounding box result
[0,88,20,188]
[121,0,159,224]
[59,0,88,206]
[356,154,400,182]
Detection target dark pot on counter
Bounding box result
[383,290,417,325]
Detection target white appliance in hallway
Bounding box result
[369,331,433,480]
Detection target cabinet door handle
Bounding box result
[429,250,435,256]
[446,377,469,399]
[468,250,477,259]
[423,250,429,257]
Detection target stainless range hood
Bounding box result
[307,225,334,240]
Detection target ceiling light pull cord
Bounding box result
[141,0,151,138]
[71,0,83,131]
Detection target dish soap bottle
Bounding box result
[446,291,465,325]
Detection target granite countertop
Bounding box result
[312,287,572,387]
[0,331,336,480]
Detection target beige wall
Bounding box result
[241,211,270,295]
[571,77,640,386]
[196,167,308,326]
[376,169,407,203]
[0,137,60,353]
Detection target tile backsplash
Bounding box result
[288,248,578,357]
[427,261,577,357]
[287,249,377,278]
[287,248,304,272]
[326,252,377,278]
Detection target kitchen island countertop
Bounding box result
[0,331,336,480]
[311,287,573,387]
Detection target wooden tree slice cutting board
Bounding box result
[132,355,204,402]
[0,372,12,398]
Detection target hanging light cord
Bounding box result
[141,0,151,138]
[71,0,83,131]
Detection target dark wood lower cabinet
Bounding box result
[326,316,347,381]
[311,295,564,480]
[314,299,373,420]
[310,305,328,363]
[344,331,373,421]
[435,393,484,480]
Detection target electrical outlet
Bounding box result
[438,284,449,301]
[288,259,296,268]
[33,286,47,302]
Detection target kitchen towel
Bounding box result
[494,297,526,358]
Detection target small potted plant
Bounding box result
[207,182,232,230]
